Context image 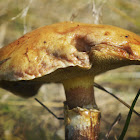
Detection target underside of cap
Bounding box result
[0,21,140,82]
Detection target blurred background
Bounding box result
[0,0,140,139]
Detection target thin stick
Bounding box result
[35,98,64,120]
[105,113,121,139]
[94,82,140,117]
[0,57,11,65]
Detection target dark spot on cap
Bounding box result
[44,41,46,44]
[104,31,110,36]
[17,41,20,45]
[41,61,47,69]
[52,52,59,57]
[15,71,24,78]
[125,35,129,38]
[74,35,92,52]
[122,46,133,56]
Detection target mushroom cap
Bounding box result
[0,21,140,82]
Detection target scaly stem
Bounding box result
[64,104,100,140]
[63,76,101,140]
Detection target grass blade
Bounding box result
[118,89,140,140]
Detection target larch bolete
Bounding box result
[0,22,140,140]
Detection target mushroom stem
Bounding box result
[65,85,97,109]
[63,76,100,140]
[64,105,100,140]
[63,76,97,109]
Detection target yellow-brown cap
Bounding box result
[0,21,140,82]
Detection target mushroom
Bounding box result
[0,21,140,140]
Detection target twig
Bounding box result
[92,0,107,24]
[94,82,140,117]
[0,57,11,65]
[104,113,121,139]
[35,98,64,120]
[70,2,90,21]
[11,0,33,34]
